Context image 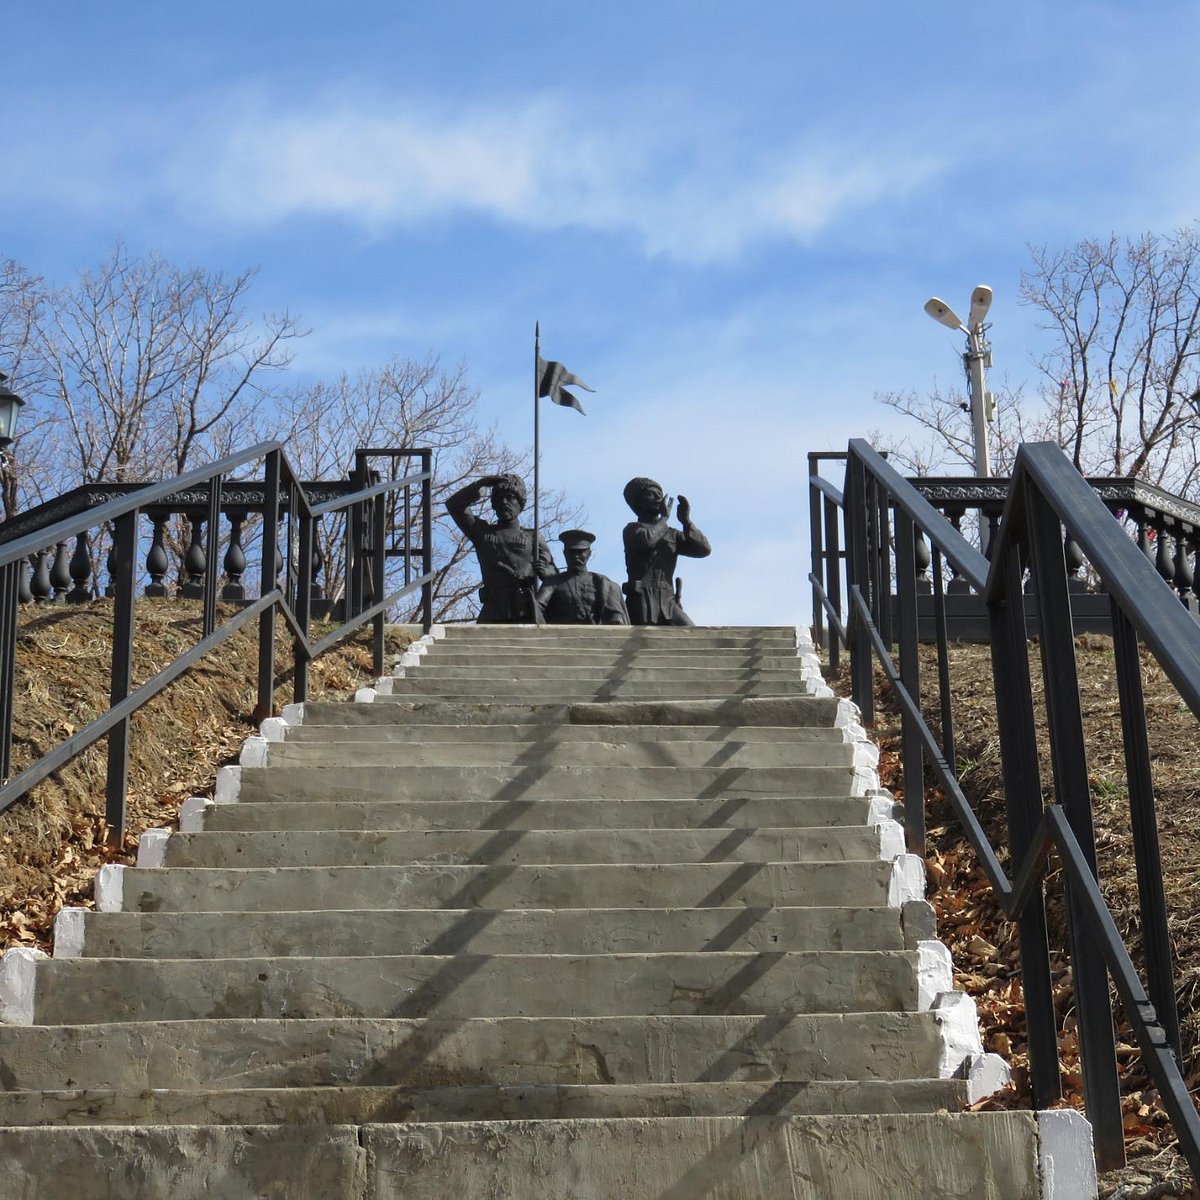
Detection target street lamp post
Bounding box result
[0,373,24,454]
[924,285,995,478]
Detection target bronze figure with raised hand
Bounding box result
[446,473,558,623]
[621,477,711,626]
[536,529,629,625]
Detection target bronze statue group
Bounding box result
[447,474,711,625]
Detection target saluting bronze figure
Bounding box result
[621,477,711,625]
[447,473,558,623]
[536,529,629,625]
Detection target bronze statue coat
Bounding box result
[622,518,711,626]
[536,570,629,625]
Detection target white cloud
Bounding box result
[5,84,946,265]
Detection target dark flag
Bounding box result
[537,353,594,415]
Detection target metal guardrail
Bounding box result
[808,439,1200,1178]
[0,441,434,840]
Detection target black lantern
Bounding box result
[0,373,23,449]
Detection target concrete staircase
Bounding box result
[0,624,1095,1197]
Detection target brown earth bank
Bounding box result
[2,600,409,953]
[831,637,1200,1199]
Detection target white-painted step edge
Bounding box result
[52,908,87,959]
[0,946,46,1025]
[135,828,170,868]
[95,864,124,913]
[1038,1110,1097,1199]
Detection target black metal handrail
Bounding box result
[808,438,1200,1179]
[0,441,434,840]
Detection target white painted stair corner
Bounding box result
[1038,1109,1098,1199]
[0,946,46,1024]
[135,827,171,868]
[94,863,125,912]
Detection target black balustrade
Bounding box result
[0,441,435,850]
[808,440,1200,1179]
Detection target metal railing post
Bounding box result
[371,484,386,677]
[809,458,825,650]
[1110,601,1181,1058]
[202,473,222,638]
[894,510,924,853]
[988,537,1062,1109]
[421,450,433,633]
[105,509,138,844]
[295,508,313,704]
[0,560,17,782]
[1026,487,1124,1171]
[254,449,281,724]
[824,494,842,675]
[845,452,874,722]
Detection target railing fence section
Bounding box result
[808,440,1200,1178]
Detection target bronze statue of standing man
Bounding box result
[622,477,711,625]
[447,473,557,622]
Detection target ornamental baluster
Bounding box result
[311,515,325,600]
[104,529,117,598]
[178,511,207,600]
[50,541,71,601]
[67,532,93,604]
[944,505,970,593]
[1174,526,1195,609]
[221,510,247,601]
[1135,511,1154,563]
[1064,532,1086,592]
[17,558,32,605]
[145,512,170,598]
[913,530,932,594]
[1155,519,1174,582]
[30,549,52,603]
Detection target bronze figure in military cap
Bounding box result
[536,529,629,625]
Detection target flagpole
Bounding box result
[533,320,541,567]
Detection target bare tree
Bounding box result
[877,227,1200,495]
[39,244,303,486]
[1021,230,1200,488]
[0,259,56,520]
[281,355,582,622]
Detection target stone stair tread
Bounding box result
[31,949,935,1023]
[112,859,905,912]
[160,825,900,868]
[197,795,893,832]
[234,763,874,804]
[284,722,847,742]
[0,1012,955,1089]
[65,904,919,958]
[0,1078,971,1126]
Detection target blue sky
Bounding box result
[3,2,1199,623]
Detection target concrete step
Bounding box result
[0,1112,1084,1199]
[60,904,926,959]
[378,680,820,699]
[294,694,842,727]
[439,626,801,642]
[261,740,860,769]
[28,950,941,1024]
[394,665,813,682]
[233,764,875,803]
[0,1010,956,1089]
[159,825,904,869]
[283,722,846,744]
[0,1079,970,1127]
[415,651,809,667]
[108,859,912,913]
[196,795,895,833]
